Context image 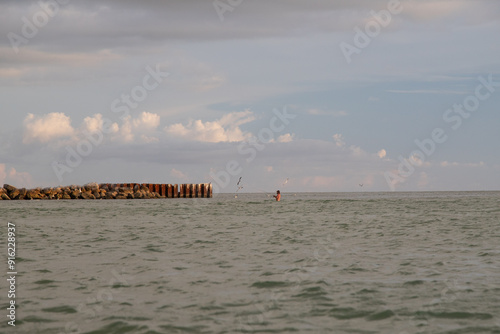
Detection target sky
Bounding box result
[1,0,499,193]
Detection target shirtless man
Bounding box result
[273,190,281,201]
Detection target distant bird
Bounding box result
[236,177,243,193]
[359,184,363,187]
[283,178,289,186]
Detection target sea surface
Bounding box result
[1,191,500,334]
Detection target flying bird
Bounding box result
[236,177,243,193]
[359,184,363,187]
[283,178,289,186]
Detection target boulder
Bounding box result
[105,192,116,199]
[3,184,17,192]
[1,193,10,200]
[84,182,99,192]
[127,193,135,199]
[116,194,128,199]
[8,189,20,200]
[80,192,95,200]
[26,189,43,200]
[42,187,53,195]
[70,190,81,199]
[17,188,27,199]
[134,191,143,199]
[62,193,72,200]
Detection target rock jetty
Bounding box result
[0,183,212,200]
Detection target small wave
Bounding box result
[415,311,493,320]
[82,321,147,334]
[20,315,56,323]
[403,280,425,286]
[251,281,291,288]
[41,305,77,314]
[293,286,331,301]
[159,324,208,333]
[143,245,164,252]
[33,279,56,285]
[366,309,395,321]
[329,307,372,319]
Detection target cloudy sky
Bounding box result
[1,0,499,193]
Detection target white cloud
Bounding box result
[349,145,366,158]
[140,135,160,143]
[0,164,33,188]
[81,113,119,134]
[377,149,387,159]
[116,111,161,143]
[277,133,295,143]
[133,111,161,131]
[23,112,75,144]
[332,133,345,147]
[8,167,32,188]
[165,110,255,143]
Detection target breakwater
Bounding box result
[0,183,212,200]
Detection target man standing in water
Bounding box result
[273,190,281,201]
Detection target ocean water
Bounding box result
[1,191,500,334]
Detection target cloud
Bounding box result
[165,110,255,143]
[23,112,75,144]
[401,1,469,22]
[0,164,33,188]
[2,0,493,55]
[277,133,295,143]
[81,114,119,134]
[0,47,121,84]
[377,149,387,159]
[116,111,161,143]
[170,168,189,181]
[8,167,33,188]
[22,111,161,146]
[440,161,485,168]
[133,111,160,131]
[332,134,345,147]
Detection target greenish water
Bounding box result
[1,192,499,333]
